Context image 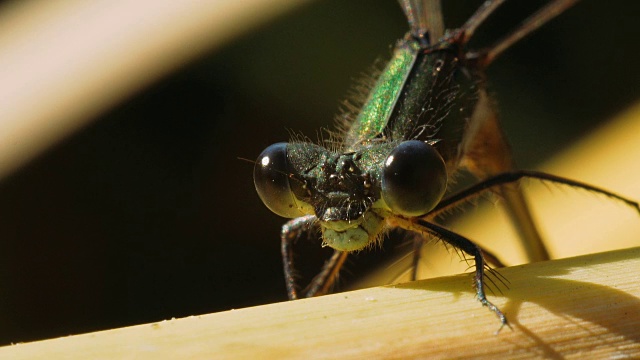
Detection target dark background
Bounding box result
[0,0,638,344]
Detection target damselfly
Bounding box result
[252,0,639,328]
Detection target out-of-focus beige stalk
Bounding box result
[0,0,300,179]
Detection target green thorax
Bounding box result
[344,35,480,168]
[345,38,420,148]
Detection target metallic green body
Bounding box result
[280,33,482,251]
[346,35,480,173]
[345,39,419,147]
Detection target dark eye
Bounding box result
[254,143,304,218]
[381,140,447,217]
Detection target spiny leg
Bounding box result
[303,250,348,297]
[440,169,638,264]
[390,216,510,331]
[409,227,506,282]
[281,215,349,299]
[419,220,509,331]
[281,215,317,300]
[432,170,640,217]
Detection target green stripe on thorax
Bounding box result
[346,37,421,148]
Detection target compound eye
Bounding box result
[381,140,447,217]
[253,143,303,218]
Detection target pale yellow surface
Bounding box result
[1,246,638,359]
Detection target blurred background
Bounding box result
[0,0,638,345]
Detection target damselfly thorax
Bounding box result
[252,0,638,329]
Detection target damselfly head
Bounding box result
[254,139,448,251]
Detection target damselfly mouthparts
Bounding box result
[253,0,639,328]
